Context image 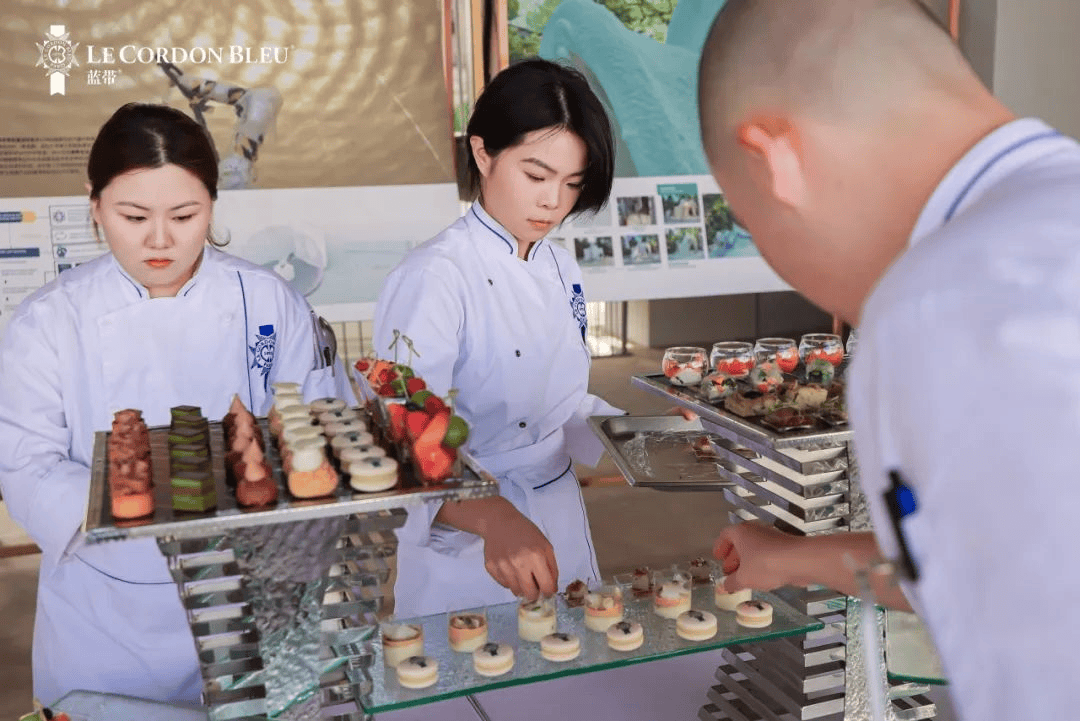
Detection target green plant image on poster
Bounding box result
[509,0,726,178]
[703,193,757,259]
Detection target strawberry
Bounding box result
[377,383,396,397]
[662,358,679,378]
[423,395,448,415]
[415,410,450,449]
[405,409,431,441]
[386,404,407,442]
[406,377,426,395]
[355,359,371,372]
[415,445,455,484]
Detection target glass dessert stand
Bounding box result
[362,585,821,715]
[591,371,942,721]
[84,416,498,721]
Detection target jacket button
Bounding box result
[519,421,526,429]
[515,350,521,357]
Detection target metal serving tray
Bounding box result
[631,374,851,466]
[83,413,497,544]
[586,414,736,490]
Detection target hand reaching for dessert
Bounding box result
[713,520,798,592]
[481,501,559,600]
[434,495,559,600]
[667,407,699,422]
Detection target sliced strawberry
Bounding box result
[423,395,448,415]
[405,409,431,441]
[406,377,427,395]
[415,444,455,484]
[355,359,371,372]
[415,410,450,449]
[387,404,407,442]
[377,383,397,397]
[662,359,679,378]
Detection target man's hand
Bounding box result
[713,520,799,592]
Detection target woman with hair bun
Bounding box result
[0,102,352,703]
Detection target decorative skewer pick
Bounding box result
[402,334,421,366]
[388,329,402,362]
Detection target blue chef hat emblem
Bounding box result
[570,283,587,342]
[250,323,277,390]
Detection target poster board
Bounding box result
[0,0,461,332]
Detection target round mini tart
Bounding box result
[282,424,324,445]
[517,598,557,642]
[318,408,361,426]
[714,577,752,611]
[472,642,515,677]
[324,418,367,438]
[271,381,302,395]
[735,600,774,628]
[606,620,644,652]
[347,456,399,492]
[272,406,311,435]
[330,430,376,455]
[676,609,718,641]
[271,393,303,411]
[448,612,489,652]
[288,437,326,473]
[338,444,387,465]
[382,623,424,668]
[310,397,347,415]
[540,632,580,662]
[396,655,438,689]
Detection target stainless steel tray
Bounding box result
[631,374,852,462]
[83,412,497,544]
[587,415,735,490]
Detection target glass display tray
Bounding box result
[885,610,947,686]
[632,373,853,451]
[84,413,497,544]
[361,584,823,714]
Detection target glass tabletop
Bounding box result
[361,584,823,714]
[884,610,948,685]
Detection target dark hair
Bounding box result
[88,103,225,245]
[465,58,614,216]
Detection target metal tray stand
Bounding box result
[604,371,940,721]
[83,403,498,720]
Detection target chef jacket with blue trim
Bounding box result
[374,203,622,617]
[0,245,353,704]
[849,118,1080,721]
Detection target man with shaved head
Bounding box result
[701,1,1080,718]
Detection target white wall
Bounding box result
[994,0,1080,138]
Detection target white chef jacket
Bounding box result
[0,246,353,705]
[848,118,1080,721]
[374,203,622,618]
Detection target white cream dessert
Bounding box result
[382,624,424,668]
[653,580,691,619]
[517,598,557,642]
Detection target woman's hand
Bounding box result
[480,502,559,600]
[434,495,558,600]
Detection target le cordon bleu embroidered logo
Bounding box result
[36,25,80,96]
